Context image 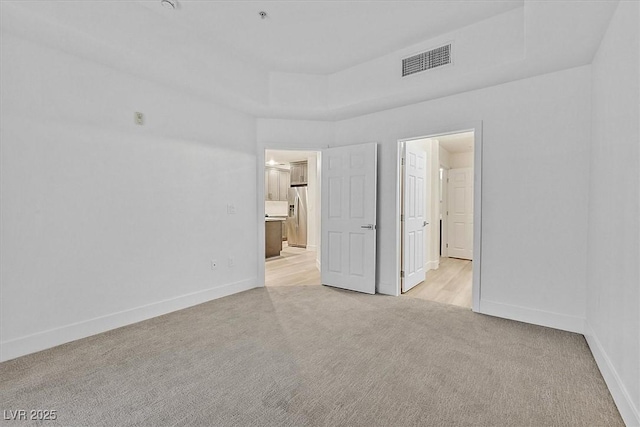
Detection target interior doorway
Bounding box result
[398,129,480,310]
[263,149,321,287]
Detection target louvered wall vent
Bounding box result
[402,43,452,77]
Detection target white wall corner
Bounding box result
[316,259,321,272]
[0,278,257,363]
[584,323,640,427]
[377,281,400,297]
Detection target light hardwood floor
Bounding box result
[265,242,321,287]
[404,257,472,308]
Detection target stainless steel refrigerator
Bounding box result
[286,186,308,248]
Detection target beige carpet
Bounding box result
[0,285,622,426]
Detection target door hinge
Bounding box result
[400,271,405,278]
[401,157,405,165]
[446,243,449,248]
[401,214,404,221]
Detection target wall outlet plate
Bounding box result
[135,112,144,125]
[227,204,236,214]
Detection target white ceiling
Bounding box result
[3,0,618,120]
[437,131,474,153]
[145,0,524,74]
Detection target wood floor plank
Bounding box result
[265,243,321,287]
[405,257,472,308]
[267,248,470,308]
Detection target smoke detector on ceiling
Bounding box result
[259,11,268,19]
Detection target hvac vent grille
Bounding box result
[402,44,452,77]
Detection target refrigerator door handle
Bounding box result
[296,196,300,227]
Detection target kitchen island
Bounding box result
[265,217,286,258]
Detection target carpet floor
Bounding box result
[0,285,623,426]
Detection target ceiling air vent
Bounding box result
[402,43,452,77]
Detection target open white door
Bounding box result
[447,168,473,260]
[321,143,377,294]
[402,143,427,292]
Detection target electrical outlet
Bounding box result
[227,204,236,214]
[211,259,218,270]
[134,112,144,125]
[228,257,234,268]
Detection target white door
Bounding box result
[447,168,473,260]
[321,143,377,294]
[402,143,427,292]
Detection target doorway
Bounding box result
[259,143,379,294]
[397,129,481,311]
[263,149,321,288]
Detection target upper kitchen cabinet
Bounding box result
[290,161,308,186]
[265,167,290,201]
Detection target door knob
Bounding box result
[361,224,375,230]
[423,221,429,227]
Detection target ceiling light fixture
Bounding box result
[161,0,177,10]
[259,11,268,19]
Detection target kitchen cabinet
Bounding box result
[265,219,284,258]
[265,167,290,201]
[290,161,308,186]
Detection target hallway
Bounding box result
[405,257,472,308]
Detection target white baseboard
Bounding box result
[584,323,640,427]
[479,299,585,334]
[0,278,257,362]
[307,245,317,251]
[425,260,440,271]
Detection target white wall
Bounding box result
[585,2,640,425]
[450,151,474,169]
[0,31,258,361]
[258,65,591,333]
[439,144,451,169]
[269,72,328,111]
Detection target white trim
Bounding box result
[306,245,317,251]
[584,323,640,427]
[480,299,584,334]
[440,167,449,258]
[316,259,321,271]
[426,260,439,271]
[394,142,404,297]
[471,125,483,313]
[0,278,256,362]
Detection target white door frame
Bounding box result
[440,166,449,258]
[257,145,322,287]
[396,121,483,312]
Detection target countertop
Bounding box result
[265,217,287,222]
